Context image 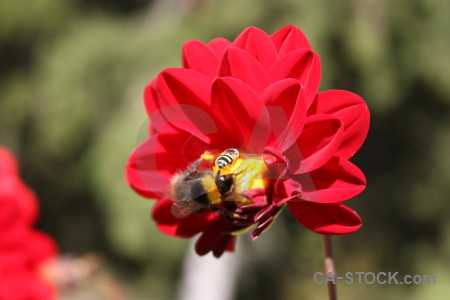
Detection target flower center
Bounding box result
[219,157,268,202]
[170,148,273,222]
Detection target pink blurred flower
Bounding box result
[0,147,57,299]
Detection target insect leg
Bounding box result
[211,206,248,220]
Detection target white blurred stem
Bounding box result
[178,240,242,300]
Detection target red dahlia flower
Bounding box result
[0,147,57,299]
[126,25,369,257]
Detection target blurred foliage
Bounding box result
[1,0,450,299]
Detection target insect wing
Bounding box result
[170,202,195,219]
[170,201,206,219]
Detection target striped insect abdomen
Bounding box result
[215,148,240,169]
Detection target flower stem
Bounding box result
[322,235,337,300]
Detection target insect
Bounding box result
[170,158,219,219]
[215,148,240,169]
[214,148,240,198]
[170,148,268,219]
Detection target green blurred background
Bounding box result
[1,0,449,299]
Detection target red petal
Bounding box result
[233,26,278,69]
[144,81,177,136]
[224,237,235,252]
[262,79,307,151]
[194,217,234,256]
[208,38,231,57]
[286,115,343,174]
[251,216,274,241]
[146,70,237,149]
[152,198,218,238]
[0,147,18,175]
[126,126,209,199]
[242,188,268,206]
[26,231,57,267]
[211,77,270,152]
[268,49,321,106]
[272,178,303,206]
[218,47,270,93]
[212,235,235,257]
[182,40,220,78]
[0,273,55,300]
[153,68,235,147]
[288,201,362,234]
[143,80,158,118]
[0,247,28,273]
[294,156,366,202]
[271,25,311,56]
[0,171,38,231]
[309,90,370,158]
[155,68,211,112]
[126,141,169,199]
